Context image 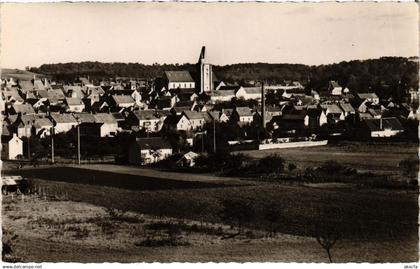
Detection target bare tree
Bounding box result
[316,229,340,263]
[313,207,344,263]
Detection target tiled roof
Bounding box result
[50,113,77,123]
[132,110,158,121]
[326,104,343,114]
[235,107,253,117]
[19,80,34,91]
[242,87,261,94]
[183,110,205,120]
[357,93,379,100]
[164,71,194,83]
[13,103,35,114]
[34,118,53,128]
[364,117,404,132]
[135,137,172,150]
[73,113,96,123]
[94,113,118,124]
[112,95,135,104]
[339,102,355,113]
[66,97,84,106]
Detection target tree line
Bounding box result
[29,56,418,100]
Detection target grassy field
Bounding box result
[2,194,418,263]
[8,165,418,239]
[3,141,419,262]
[236,142,418,173]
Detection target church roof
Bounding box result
[164,71,194,83]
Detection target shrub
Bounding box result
[320,161,343,174]
[66,226,90,239]
[288,163,297,172]
[399,157,419,177]
[219,197,255,232]
[257,154,285,174]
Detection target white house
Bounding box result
[50,113,78,134]
[163,71,195,90]
[112,95,135,109]
[235,87,262,100]
[130,110,160,132]
[210,90,236,102]
[128,137,173,165]
[231,107,254,125]
[93,113,119,137]
[364,118,404,138]
[33,118,53,138]
[328,81,343,96]
[357,93,380,105]
[1,133,23,160]
[65,97,85,112]
[165,114,191,131]
[182,110,206,130]
[322,104,345,120]
[177,151,199,167]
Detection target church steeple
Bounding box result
[198,46,212,93]
[199,46,206,63]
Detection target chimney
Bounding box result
[261,82,266,129]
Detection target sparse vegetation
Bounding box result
[399,157,419,178]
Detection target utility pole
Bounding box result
[261,81,266,129]
[27,135,30,161]
[213,120,216,153]
[201,133,204,153]
[77,124,81,165]
[51,127,55,164]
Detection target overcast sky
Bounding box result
[1,2,418,69]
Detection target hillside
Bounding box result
[1,68,50,81]
[19,56,420,99]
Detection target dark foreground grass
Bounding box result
[28,176,418,242]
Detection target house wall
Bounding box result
[100,123,118,137]
[168,82,195,90]
[176,116,191,131]
[235,89,261,100]
[239,116,253,124]
[36,126,52,138]
[201,64,212,93]
[5,135,23,160]
[320,112,328,126]
[139,119,160,132]
[55,122,77,134]
[17,126,31,138]
[371,129,403,137]
[118,102,135,108]
[259,140,328,150]
[189,118,205,130]
[68,104,85,112]
[210,95,235,102]
[140,148,173,164]
[331,87,342,95]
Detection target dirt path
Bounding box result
[3,196,417,263]
[73,164,249,185]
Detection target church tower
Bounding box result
[198,46,212,93]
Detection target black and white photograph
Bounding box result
[0,2,419,264]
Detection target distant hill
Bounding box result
[24,57,419,101]
[1,68,50,81]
